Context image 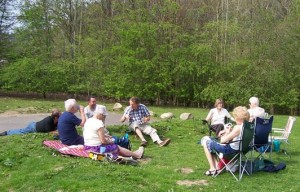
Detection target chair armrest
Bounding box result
[272,128,284,131]
[273,131,285,135]
[202,119,209,125]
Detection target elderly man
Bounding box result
[120,96,171,147]
[58,99,86,145]
[248,97,266,122]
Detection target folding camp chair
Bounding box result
[201,120,214,137]
[214,120,254,181]
[252,116,274,160]
[270,116,296,157]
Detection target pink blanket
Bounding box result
[43,140,138,165]
[43,140,89,158]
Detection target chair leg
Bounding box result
[280,142,291,159]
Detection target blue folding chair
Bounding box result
[252,116,274,160]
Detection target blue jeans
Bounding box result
[6,122,37,135]
[207,139,238,155]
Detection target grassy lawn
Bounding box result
[0,97,299,191]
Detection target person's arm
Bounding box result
[220,125,240,144]
[79,105,86,127]
[83,106,89,119]
[205,109,213,122]
[120,107,130,123]
[225,109,235,122]
[49,130,59,135]
[142,105,151,123]
[120,114,129,123]
[98,128,113,144]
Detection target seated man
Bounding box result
[84,96,109,134]
[58,99,86,145]
[0,109,61,136]
[120,96,171,147]
[84,97,108,123]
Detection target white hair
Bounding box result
[64,99,77,111]
[93,107,104,116]
[249,97,259,106]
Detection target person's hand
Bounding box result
[249,117,254,122]
[224,124,232,133]
[218,130,226,137]
[79,105,84,112]
[120,115,129,123]
[143,116,150,123]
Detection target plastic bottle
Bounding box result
[259,146,265,153]
[124,132,129,139]
[273,140,280,152]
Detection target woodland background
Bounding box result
[0,0,299,115]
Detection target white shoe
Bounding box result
[134,146,144,159]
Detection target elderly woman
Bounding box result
[205,98,235,136]
[58,99,86,145]
[201,106,250,176]
[83,108,144,160]
[248,96,265,122]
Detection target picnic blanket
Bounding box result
[42,140,138,165]
[43,140,89,158]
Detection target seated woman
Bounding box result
[201,106,250,176]
[205,98,235,136]
[83,109,144,160]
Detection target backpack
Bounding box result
[112,135,132,150]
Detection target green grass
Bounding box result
[0,97,299,191]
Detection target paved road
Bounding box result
[0,112,124,132]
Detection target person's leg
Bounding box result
[130,122,147,145]
[135,128,146,141]
[203,144,217,171]
[142,125,171,147]
[6,122,37,135]
[143,125,161,143]
[70,136,84,145]
[118,146,144,159]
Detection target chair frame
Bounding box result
[214,120,254,181]
[271,116,296,157]
[252,116,274,160]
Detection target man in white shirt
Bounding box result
[84,97,109,133]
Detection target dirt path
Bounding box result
[0,112,124,132]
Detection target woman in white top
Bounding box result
[248,97,265,122]
[205,99,235,136]
[201,106,250,176]
[83,109,144,160]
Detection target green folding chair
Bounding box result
[214,120,254,181]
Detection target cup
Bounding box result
[100,146,106,154]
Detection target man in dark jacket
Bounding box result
[0,109,61,136]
